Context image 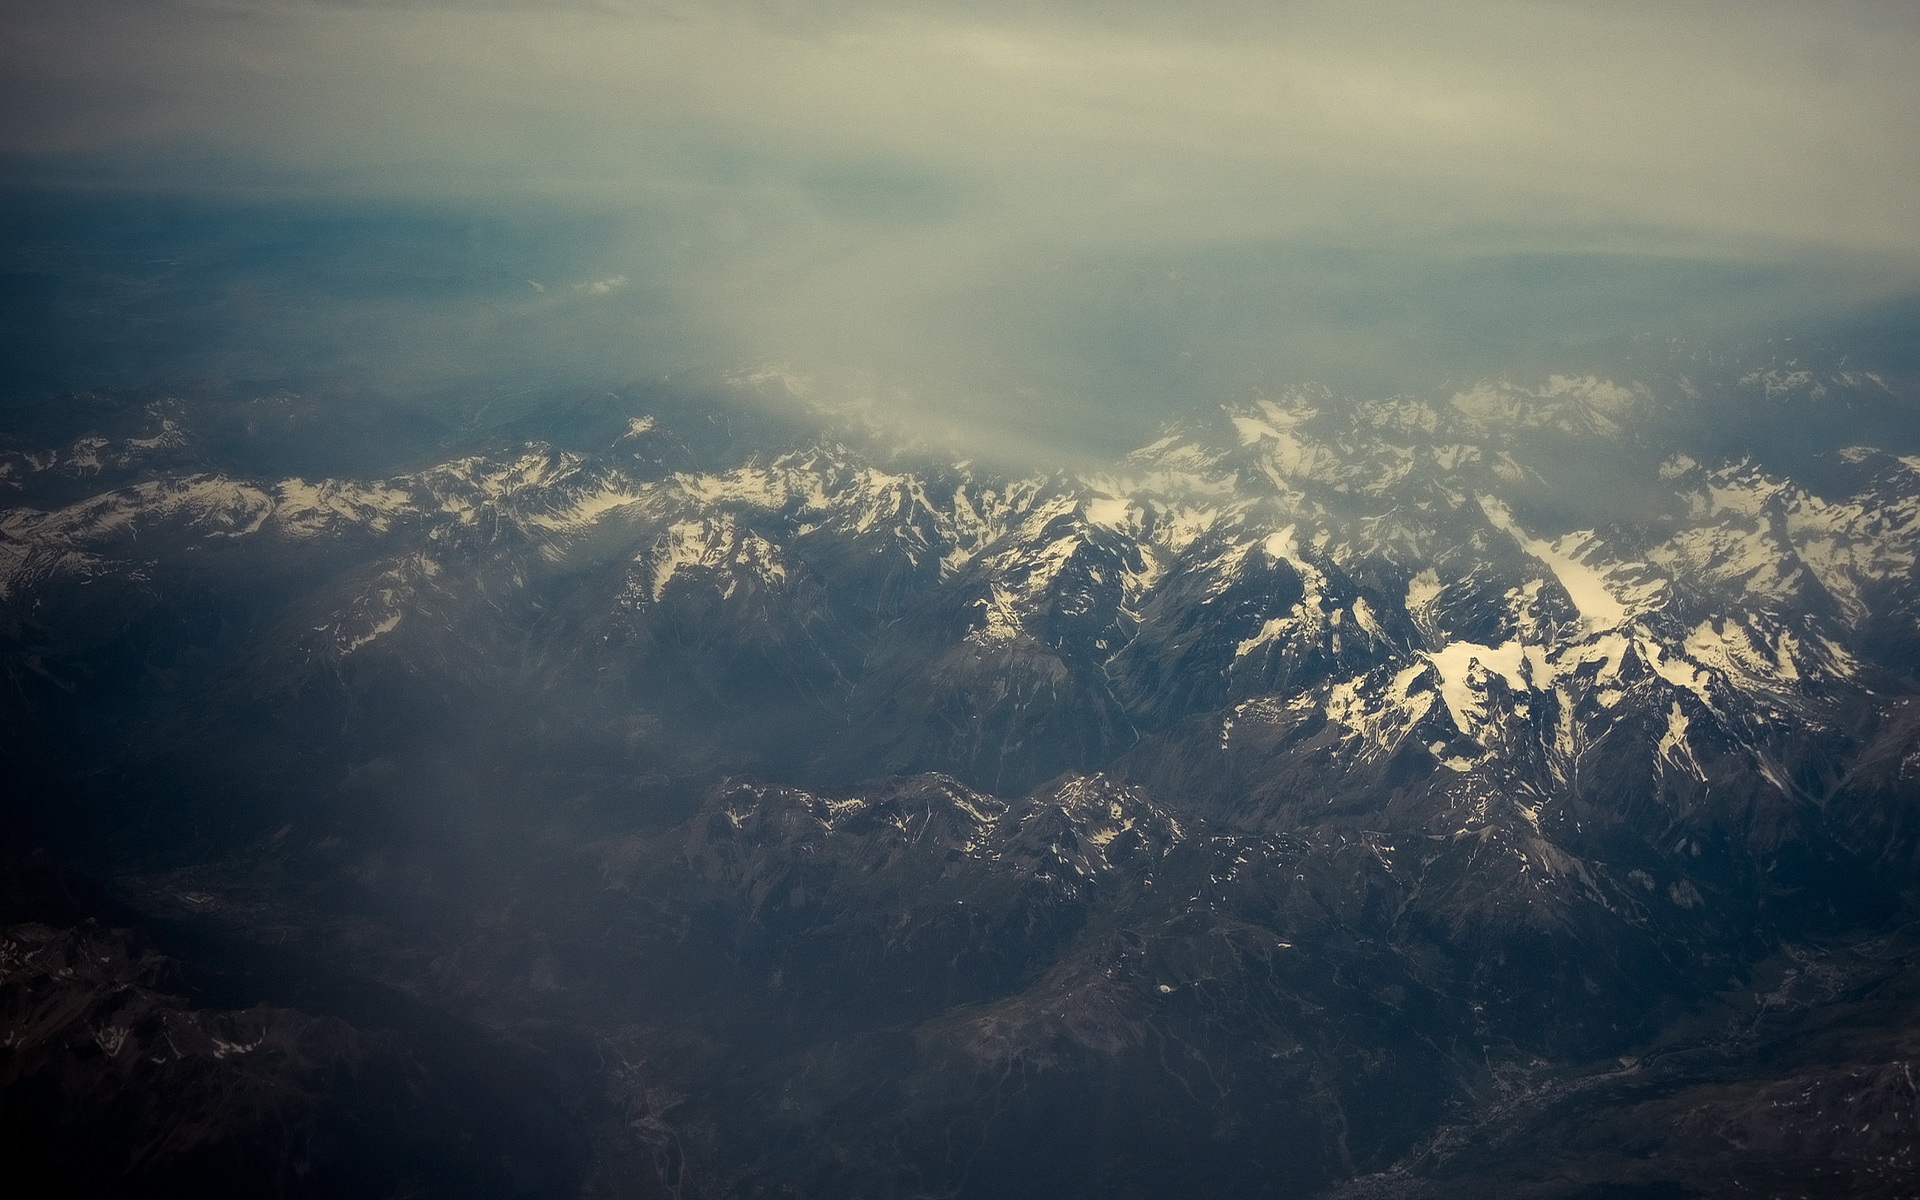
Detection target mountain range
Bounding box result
[3,355,1918,1198]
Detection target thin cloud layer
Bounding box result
[4,0,1918,454]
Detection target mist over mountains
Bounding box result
[8,2,1920,1194]
[3,351,1918,1197]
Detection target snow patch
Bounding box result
[1425,639,1545,737]
[1479,495,1627,631]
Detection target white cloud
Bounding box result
[3,0,1917,454]
[7,0,1916,256]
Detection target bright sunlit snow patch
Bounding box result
[968,583,1029,648]
[341,610,402,654]
[1235,615,1295,660]
[1640,638,1714,704]
[1655,701,1704,779]
[1424,639,1544,738]
[273,478,416,537]
[644,516,789,601]
[1659,454,1698,480]
[1682,617,1796,688]
[1479,495,1627,631]
[1082,496,1137,530]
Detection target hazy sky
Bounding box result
[4,0,1919,456]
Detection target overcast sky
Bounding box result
[4,0,1919,456]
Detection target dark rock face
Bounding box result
[2,362,1918,1196]
[598,772,1462,1198]
[0,856,651,1200]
